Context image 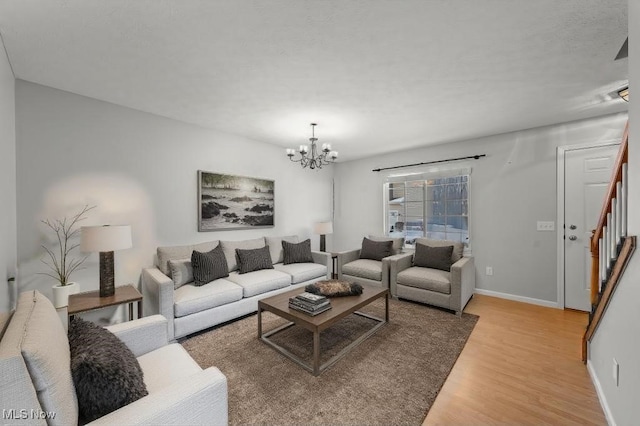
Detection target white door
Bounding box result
[564,145,618,311]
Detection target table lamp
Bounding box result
[81,225,132,297]
[313,221,333,252]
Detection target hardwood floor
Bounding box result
[423,294,606,426]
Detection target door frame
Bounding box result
[556,140,620,309]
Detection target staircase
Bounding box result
[582,122,636,362]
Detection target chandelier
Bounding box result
[286,123,338,169]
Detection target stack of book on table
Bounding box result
[289,292,331,316]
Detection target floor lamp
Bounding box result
[81,225,132,297]
[314,221,333,252]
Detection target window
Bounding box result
[384,170,469,247]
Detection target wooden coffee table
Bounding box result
[258,286,389,376]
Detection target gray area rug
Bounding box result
[182,298,478,425]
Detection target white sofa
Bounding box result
[143,236,331,340]
[0,290,228,425]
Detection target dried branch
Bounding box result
[39,205,96,286]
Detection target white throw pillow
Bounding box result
[169,259,194,289]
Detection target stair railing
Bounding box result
[583,122,633,361]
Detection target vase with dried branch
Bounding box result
[40,205,96,307]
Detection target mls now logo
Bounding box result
[3,409,56,420]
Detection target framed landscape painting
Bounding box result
[198,170,275,231]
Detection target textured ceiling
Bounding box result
[0,1,628,161]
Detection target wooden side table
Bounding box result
[68,284,143,321]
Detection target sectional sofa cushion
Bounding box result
[359,237,393,261]
[414,238,464,263]
[168,259,193,289]
[397,267,451,294]
[226,270,291,297]
[191,245,229,286]
[157,240,219,275]
[220,238,265,272]
[173,279,243,317]
[236,246,274,274]
[341,259,383,281]
[274,263,327,284]
[68,317,148,422]
[282,239,313,264]
[13,291,78,426]
[265,235,299,264]
[414,243,454,271]
[367,235,404,255]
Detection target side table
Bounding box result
[68,284,143,321]
[330,252,339,279]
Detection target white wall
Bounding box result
[588,5,639,424]
[333,113,628,305]
[15,81,332,318]
[0,37,16,312]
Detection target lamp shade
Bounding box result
[81,225,132,253]
[313,221,333,235]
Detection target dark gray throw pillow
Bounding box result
[191,244,229,285]
[359,237,393,261]
[236,245,274,274]
[282,239,314,264]
[68,317,148,423]
[414,243,454,271]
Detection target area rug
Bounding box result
[182,298,478,425]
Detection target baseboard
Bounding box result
[473,288,559,308]
[587,359,616,426]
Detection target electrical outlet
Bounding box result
[536,221,555,231]
[486,266,493,276]
[613,358,619,386]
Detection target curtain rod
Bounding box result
[372,154,486,172]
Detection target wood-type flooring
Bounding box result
[424,294,606,425]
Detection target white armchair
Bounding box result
[0,291,228,425]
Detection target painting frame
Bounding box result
[197,170,275,232]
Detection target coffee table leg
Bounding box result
[258,306,263,338]
[129,303,134,321]
[385,292,389,322]
[313,330,320,376]
[138,300,142,319]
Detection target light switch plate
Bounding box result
[537,221,555,231]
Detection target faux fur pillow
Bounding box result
[68,317,148,423]
[305,280,363,297]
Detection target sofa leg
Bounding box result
[455,310,462,317]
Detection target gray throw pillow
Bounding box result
[359,237,393,261]
[282,239,314,264]
[236,246,274,274]
[191,245,229,286]
[68,317,148,423]
[414,243,454,271]
[168,258,193,289]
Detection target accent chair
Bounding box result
[390,238,475,315]
[337,236,411,288]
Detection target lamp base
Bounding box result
[319,234,326,252]
[99,251,115,297]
